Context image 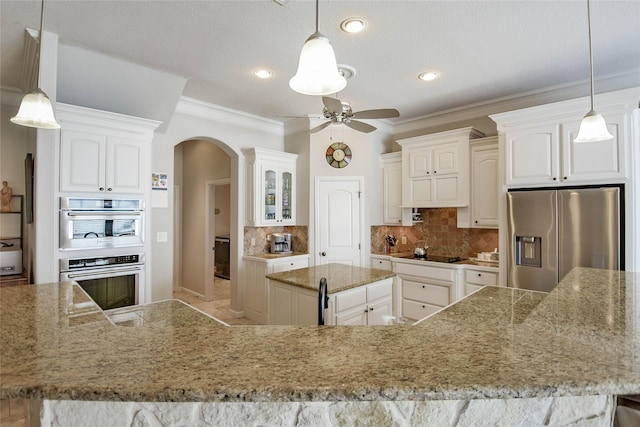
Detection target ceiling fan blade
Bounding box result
[345,120,376,133]
[352,108,400,119]
[309,121,333,134]
[322,96,343,114]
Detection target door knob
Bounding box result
[321,251,327,256]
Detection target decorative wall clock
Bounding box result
[326,142,352,168]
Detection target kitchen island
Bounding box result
[265,263,396,325]
[1,268,639,425]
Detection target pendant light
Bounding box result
[11,0,60,129]
[573,0,612,143]
[289,0,346,96]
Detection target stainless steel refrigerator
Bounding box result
[507,186,623,292]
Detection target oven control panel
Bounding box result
[60,253,144,271]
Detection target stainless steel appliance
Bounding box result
[59,253,144,311]
[59,197,144,250]
[269,233,292,254]
[0,239,22,276]
[214,236,230,279]
[507,185,623,292]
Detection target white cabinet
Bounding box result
[57,104,158,195]
[269,278,393,326]
[463,267,498,297]
[246,148,297,226]
[457,137,499,229]
[393,261,456,322]
[370,255,392,271]
[491,89,636,188]
[381,152,403,225]
[397,127,483,208]
[329,279,393,326]
[243,255,309,324]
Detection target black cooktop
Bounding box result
[398,254,463,263]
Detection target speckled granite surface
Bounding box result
[1,268,639,403]
[266,263,396,293]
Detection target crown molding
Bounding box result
[394,69,640,135]
[176,96,283,137]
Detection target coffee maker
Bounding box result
[269,233,292,254]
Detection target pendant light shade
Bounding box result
[11,0,60,130]
[11,88,60,129]
[289,0,346,96]
[573,0,612,143]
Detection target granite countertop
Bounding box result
[243,252,309,260]
[374,252,499,269]
[1,268,639,403]
[265,263,396,293]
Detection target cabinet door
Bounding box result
[471,148,499,227]
[382,160,403,224]
[107,138,145,194]
[270,283,293,325]
[562,115,626,183]
[262,167,278,224]
[432,143,459,175]
[271,257,309,274]
[407,147,432,178]
[366,297,393,325]
[60,130,107,193]
[335,307,367,325]
[280,170,294,223]
[370,257,392,271]
[505,124,560,186]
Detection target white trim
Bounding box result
[173,185,182,292]
[176,96,284,137]
[204,178,231,300]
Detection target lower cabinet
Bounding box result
[463,268,498,297]
[393,260,499,322]
[243,255,309,324]
[268,278,393,326]
[370,255,392,271]
[395,261,456,322]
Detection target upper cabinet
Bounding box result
[397,127,484,208]
[246,148,298,226]
[457,137,499,229]
[491,88,637,188]
[381,152,404,225]
[57,103,159,195]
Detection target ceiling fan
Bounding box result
[284,96,400,134]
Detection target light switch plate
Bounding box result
[157,232,168,242]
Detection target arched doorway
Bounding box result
[173,138,235,305]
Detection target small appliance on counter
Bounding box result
[269,233,292,254]
[0,239,22,276]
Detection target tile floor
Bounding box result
[173,277,258,325]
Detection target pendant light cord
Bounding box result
[315,0,319,33]
[36,0,45,85]
[587,0,594,112]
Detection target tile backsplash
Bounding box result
[371,208,498,258]
[244,226,308,255]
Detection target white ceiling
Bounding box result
[1,0,639,128]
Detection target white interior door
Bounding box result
[315,178,363,266]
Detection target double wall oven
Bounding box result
[59,197,146,311]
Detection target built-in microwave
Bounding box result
[59,197,145,250]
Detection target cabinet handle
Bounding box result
[364,308,369,313]
[433,170,437,174]
[563,176,567,180]
[107,188,112,192]
[478,273,482,277]
[422,285,425,288]
[426,171,430,175]
[99,187,105,191]
[474,220,478,224]
[321,251,327,256]
[370,306,374,311]
[552,177,557,181]
[422,305,426,308]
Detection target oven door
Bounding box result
[60,264,143,311]
[59,211,144,250]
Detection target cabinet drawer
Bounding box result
[335,287,366,312]
[402,299,440,321]
[366,279,392,301]
[271,258,309,273]
[465,270,497,286]
[371,258,392,271]
[402,280,450,306]
[394,262,454,282]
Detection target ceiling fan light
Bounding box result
[289,32,347,96]
[573,110,613,142]
[10,88,61,129]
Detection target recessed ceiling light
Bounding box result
[340,18,365,33]
[418,70,440,81]
[254,69,273,79]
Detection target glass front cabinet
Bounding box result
[246,148,297,226]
